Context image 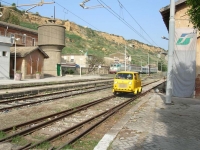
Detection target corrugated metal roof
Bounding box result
[10,46,49,58]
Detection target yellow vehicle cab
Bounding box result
[113,71,142,95]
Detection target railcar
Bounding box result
[109,63,124,74]
[109,63,158,74]
[113,71,142,95]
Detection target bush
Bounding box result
[62,68,74,75]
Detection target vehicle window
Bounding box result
[116,73,133,80]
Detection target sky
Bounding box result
[2,0,171,50]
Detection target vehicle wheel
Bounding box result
[113,91,117,95]
[139,88,142,93]
[133,90,137,95]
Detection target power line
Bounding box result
[97,0,153,46]
[55,1,99,31]
[1,0,99,31]
[117,0,159,47]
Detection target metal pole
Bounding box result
[157,59,158,72]
[14,40,16,80]
[80,58,82,77]
[148,52,150,75]
[125,44,126,71]
[166,0,175,104]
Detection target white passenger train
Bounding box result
[109,63,157,74]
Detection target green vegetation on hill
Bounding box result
[0,7,167,71]
[20,22,39,30]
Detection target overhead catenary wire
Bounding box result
[0,0,100,32]
[117,0,159,47]
[97,0,153,46]
[55,1,99,31]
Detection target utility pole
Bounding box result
[125,44,126,71]
[166,0,175,104]
[148,51,150,75]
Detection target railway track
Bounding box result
[0,77,113,90]
[0,79,165,150]
[0,79,113,100]
[0,79,158,112]
[0,81,112,112]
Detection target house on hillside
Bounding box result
[109,52,131,64]
[61,54,88,68]
[160,0,200,98]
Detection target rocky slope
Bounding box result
[1,7,165,53]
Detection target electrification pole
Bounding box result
[125,44,126,71]
[148,51,150,75]
[166,0,175,104]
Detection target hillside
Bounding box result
[0,7,167,69]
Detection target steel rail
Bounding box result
[0,95,115,142]
[0,85,112,112]
[0,79,160,132]
[24,80,165,150]
[0,81,112,104]
[0,79,113,100]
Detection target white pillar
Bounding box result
[166,0,175,104]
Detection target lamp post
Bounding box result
[165,0,175,104]
[161,36,169,40]
[80,58,82,77]
[148,51,150,76]
[12,37,20,80]
[124,44,126,71]
[79,50,84,77]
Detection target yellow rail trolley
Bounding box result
[113,71,142,95]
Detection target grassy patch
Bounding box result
[11,135,28,146]
[0,131,6,139]
[20,22,38,30]
[72,135,99,150]
[35,141,51,149]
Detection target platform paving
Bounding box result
[95,92,200,150]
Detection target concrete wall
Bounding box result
[0,36,12,79]
[38,24,66,76]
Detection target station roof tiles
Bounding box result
[10,46,49,58]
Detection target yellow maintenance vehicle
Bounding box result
[113,71,142,95]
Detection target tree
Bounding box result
[86,55,104,69]
[187,0,200,30]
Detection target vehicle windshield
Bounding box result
[111,64,120,67]
[115,73,133,80]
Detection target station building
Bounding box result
[160,0,200,98]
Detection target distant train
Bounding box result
[109,63,157,74]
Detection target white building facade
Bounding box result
[0,36,12,79]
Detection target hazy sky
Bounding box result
[2,0,171,50]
